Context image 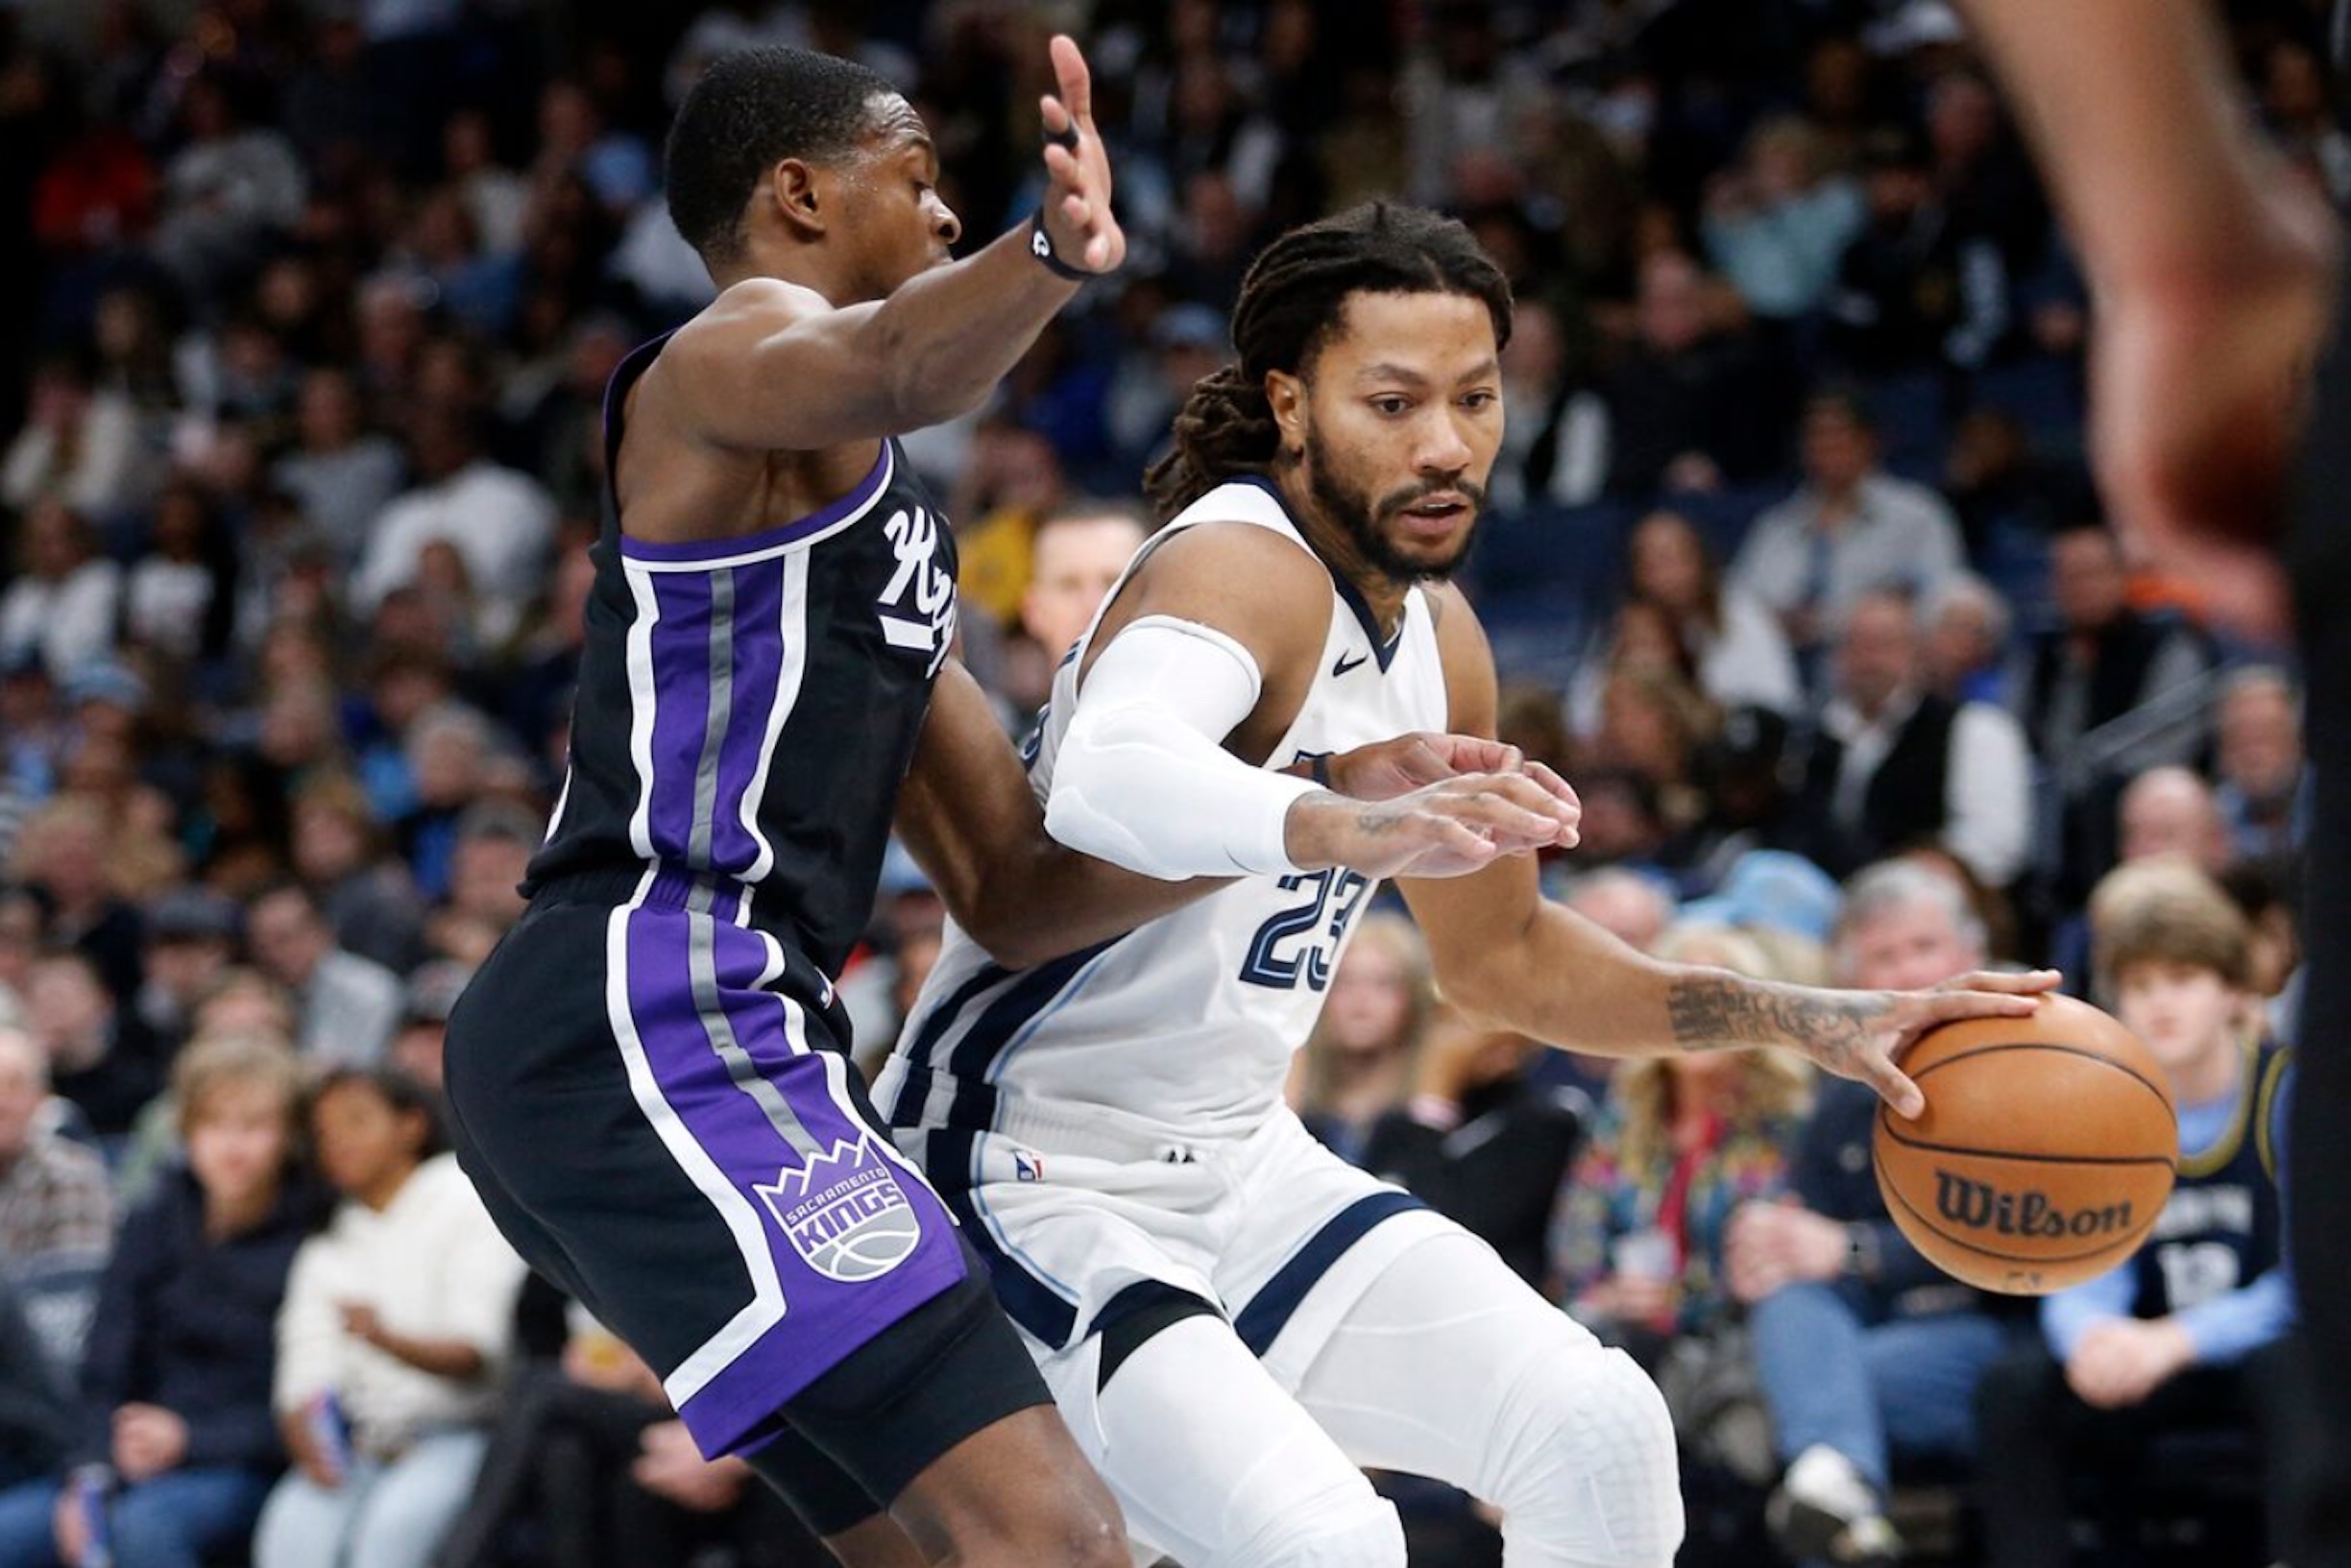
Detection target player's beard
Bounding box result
[1301,428,1486,587]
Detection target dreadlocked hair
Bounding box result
[1143,202,1514,521]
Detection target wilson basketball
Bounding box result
[1873,994,2177,1295]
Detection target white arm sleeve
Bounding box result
[1045,615,1321,880]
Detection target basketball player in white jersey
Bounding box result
[878,203,2058,1568]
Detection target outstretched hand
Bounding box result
[1037,35,1125,275]
[1809,968,2061,1120]
[1323,731,1580,844]
[1288,770,1577,880]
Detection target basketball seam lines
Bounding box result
[1873,1125,2176,1168]
[1906,1041,2174,1110]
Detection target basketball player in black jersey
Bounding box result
[441,36,1578,1568]
[1956,3,2343,1562]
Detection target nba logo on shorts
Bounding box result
[755,1138,924,1283]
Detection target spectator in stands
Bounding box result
[2118,766,2233,876]
[439,1302,823,1568]
[950,422,1069,632]
[1783,590,2033,887]
[1005,499,1150,723]
[21,951,161,1145]
[2260,37,2351,207]
[1489,294,1611,511]
[0,499,125,685]
[1701,114,1865,323]
[2017,520,2216,889]
[289,773,426,977]
[0,1036,318,1568]
[1924,68,2049,277]
[2213,666,2307,861]
[1,351,153,521]
[1600,249,1782,498]
[0,1271,72,1496]
[271,368,407,576]
[1293,913,1436,1168]
[1730,391,1966,661]
[1554,923,1809,1359]
[150,67,304,302]
[1823,121,2009,378]
[1920,569,2013,708]
[244,884,403,1070]
[1729,859,2014,1568]
[1623,508,1802,715]
[133,890,240,1060]
[1561,867,1676,953]
[1679,847,1844,987]
[386,963,467,1098]
[13,794,147,1006]
[395,705,502,903]
[1977,863,2299,1568]
[254,1067,525,1568]
[420,804,533,968]
[0,1023,112,1361]
[123,480,234,663]
[351,410,557,643]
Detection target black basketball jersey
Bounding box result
[525,332,960,977]
[2128,1041,2290,1320]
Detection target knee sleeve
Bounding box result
[1089,1315,1406,1568]
[1484,1339,1684,1568]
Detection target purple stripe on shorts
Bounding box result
[620,906,967,1455]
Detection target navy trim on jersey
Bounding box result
[1231,475,1407,671]
[889,934,1128,1131]
[601,332,677,521]
[1088,1277,1222,1346]
[925,1128,1080,1346]
[618,443,896,564]
[1233,1189,1423,1357]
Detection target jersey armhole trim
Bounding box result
[618,442,896,569]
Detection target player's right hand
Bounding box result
[1037,35,1125,275]
[1287,770,1576,880]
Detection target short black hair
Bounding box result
[666,47,901,263]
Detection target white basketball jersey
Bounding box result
[878,477,1449,1147]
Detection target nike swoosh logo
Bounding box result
[1332,650,1369,677]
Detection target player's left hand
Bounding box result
[1325,732,1579,838]
[1802,969,2061,1121]
[1037,35,1125,275]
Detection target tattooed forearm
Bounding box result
[1667,975,1878,1063]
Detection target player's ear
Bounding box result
[768,158,828,240]
[1266,370,1306,460]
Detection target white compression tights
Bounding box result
[1080,1230,1684,1568]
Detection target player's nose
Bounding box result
[1417,413,1475,474]
[933,203,962,248]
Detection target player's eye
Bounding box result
[1461,390,1498,411]
[1369,396,1411,417]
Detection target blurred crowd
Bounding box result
[0,0,2331,1564]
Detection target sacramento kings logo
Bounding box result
[755,1138,924,1283]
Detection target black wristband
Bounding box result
[1028,209,1092,282]
[1309,753,1332,788]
